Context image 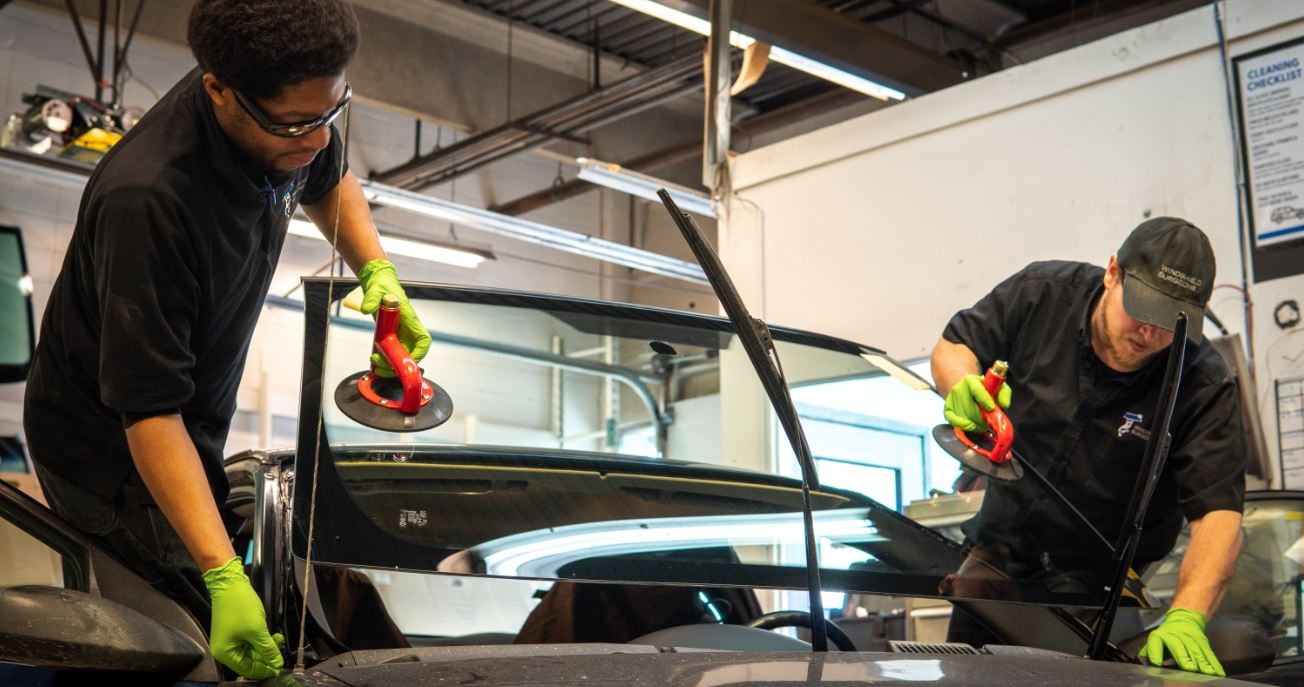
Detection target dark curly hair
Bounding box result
[187,0,359,100]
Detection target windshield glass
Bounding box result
[1145,495,1304,660]
[293,280,1117,609]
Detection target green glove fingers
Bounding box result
[994,380,1012,409]
[944,373,1012,433]
[202,557,283,680]
[398,298,432,361]
[1140,608,1225,677]
[358,259,432,378]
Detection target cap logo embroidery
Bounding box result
[1156,265,1202,293]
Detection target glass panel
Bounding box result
[358,568,546,637]
[0,228,32,376]
[792,360,956,496]
[298,282,1122,609]
[1145,498,1304,660]
[816,459,901,511]
[0,519,64,588]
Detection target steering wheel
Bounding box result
[746,611,857,651]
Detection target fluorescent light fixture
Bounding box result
[860,352,933,391]
[0,148,707,282]
[767,46,907,102]
[358,178,709,285]
[608,0,907,101]
[577,157,715,218]
[286,218,489,269]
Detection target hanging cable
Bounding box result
[506,0,515,121]
[295,98,351,675]
[1213,0,1256,372]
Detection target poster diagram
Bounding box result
[1281,377,1304,488]
[1237,43,1304,246]
[1234,38,1304,281]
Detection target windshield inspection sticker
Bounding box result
[399,509,428,529]
[1117,412,1151,441]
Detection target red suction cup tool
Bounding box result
[932,361,1022,481]
[334,293,453,432]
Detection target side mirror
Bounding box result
[0,585,206,674]
[0,226,34,383]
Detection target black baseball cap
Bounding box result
[1116,217,1215,343]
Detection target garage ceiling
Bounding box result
[455,0,1209,115]
[403,0,1209,205]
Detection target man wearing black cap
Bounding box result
[931,218,1244,676]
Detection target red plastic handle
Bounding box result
[954,362,1015,464]
[372,299,423,414]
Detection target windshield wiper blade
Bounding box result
[656,189,829,653]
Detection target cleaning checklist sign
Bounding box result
[1235,37,1304,282]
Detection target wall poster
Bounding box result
[1233,37,1304,282]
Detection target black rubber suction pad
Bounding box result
[334,371,454,433]
[931,424,1024,482]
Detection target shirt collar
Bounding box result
[1077,279,1103,350]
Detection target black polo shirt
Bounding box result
[23,67,345,503]
[943,260,1245,570]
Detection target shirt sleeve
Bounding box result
[91,184,201,415]
[941,265,1033,365]
[1168,376,1247,520]
[300,124,348,206]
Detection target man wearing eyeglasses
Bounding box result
[22,1,425,680]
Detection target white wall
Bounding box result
[729,0,1304,485]
[0,2,686,453]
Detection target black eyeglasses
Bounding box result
[234,83,351,138]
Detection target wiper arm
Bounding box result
[1087,312,1189,659]
[656,190,828,652]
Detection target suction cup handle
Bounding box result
[373,294,423,414]
[976,361,1014,463]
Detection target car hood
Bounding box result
[275,646,1252,686]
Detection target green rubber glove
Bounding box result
[943,373,1012,432]
[358,258,431,378]
[202,557,285,680]
[1139,608,1225,677]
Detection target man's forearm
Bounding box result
[302,170,386,274]
[125,414,235,572]
[1169,510,1243,617]
[931,337,982,396]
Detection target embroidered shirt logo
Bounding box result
[1117,411,1151,440]
[281,178,305,218]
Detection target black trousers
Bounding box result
[33,462,213,628]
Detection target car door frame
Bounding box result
[0,477,221,682]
